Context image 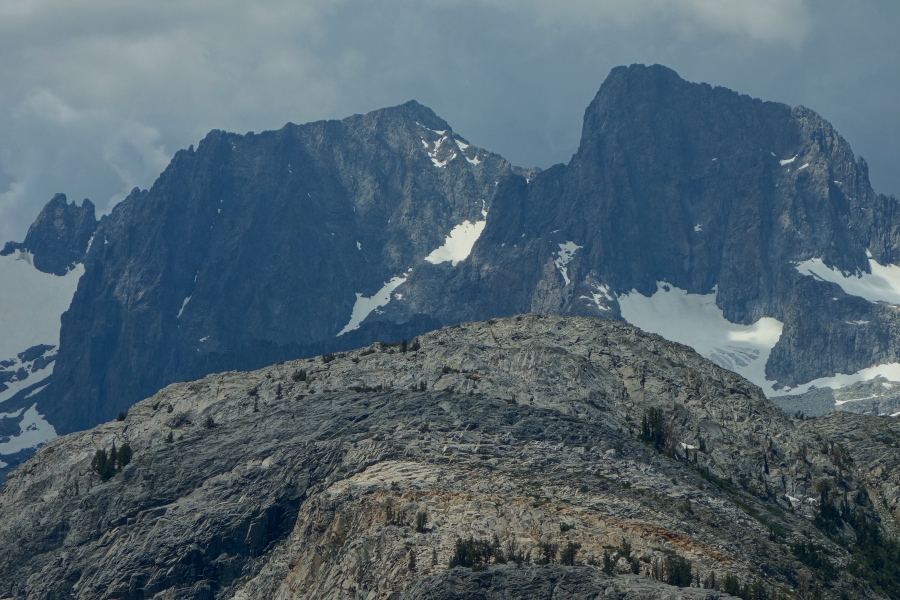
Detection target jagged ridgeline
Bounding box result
[4,64,900,491]
[2,316,900,598]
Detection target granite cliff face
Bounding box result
[4,63,900,472]
[38,100,525,434]
[3,316,899,599]
[403,65,900,391]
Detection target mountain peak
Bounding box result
[0,193,96,276]
[363,99,452,132]
[603,62,683,85]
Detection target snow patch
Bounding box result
[783,363,900,397]
[423,134,458,168]
[0,404,57,454]
[432,154,456,169]
[0,372,53,406]
[553,242,582,286]
[580,284,615,312]
[780,155,797,166]
[338,275,408,335]
[0,408,24,420]
[618,283,784,393]
[795,254,900,305]
[425,219,486,267]
[694,224,703,232]
[177,296,191,319]
[798,163,810,170]
[356,241,362,251]
[24,384,48,399]
[835,394,882,406]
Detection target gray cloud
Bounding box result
[1,0,897,243]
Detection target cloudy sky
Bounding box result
[1,0,898,242]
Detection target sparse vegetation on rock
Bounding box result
[3,316,900,599]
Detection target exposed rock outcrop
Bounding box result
[1,316,897,599]
[0,193,96,275]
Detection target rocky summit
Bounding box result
[2,316,900,599]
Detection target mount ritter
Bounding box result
[2,64,900,598]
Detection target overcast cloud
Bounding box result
[1,0,897,242]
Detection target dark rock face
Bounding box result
[2,316,897,599]
[41,101,522,432]
[0,193,96,275]
[426,64,900,388]
[19,64,900,442]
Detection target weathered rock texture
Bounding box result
[775,376,900,418]
[1,316,897,599]
[399,566,736,599]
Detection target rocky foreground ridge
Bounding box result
[2,315,900,599]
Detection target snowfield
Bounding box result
[618,282,784,394]
[0,250,82,457]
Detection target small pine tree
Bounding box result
[165,431,174,443]
[449,537,495,568]
[91,448,115,481]
[491,534,507,564]
[117,442,133,470]
[537,541,558,565]
[723,574,741,596]
[415,511,428,533]
[602,550,614,575]
[560,541,581,566]
[666,555,692,587]
[116,411,126,421]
